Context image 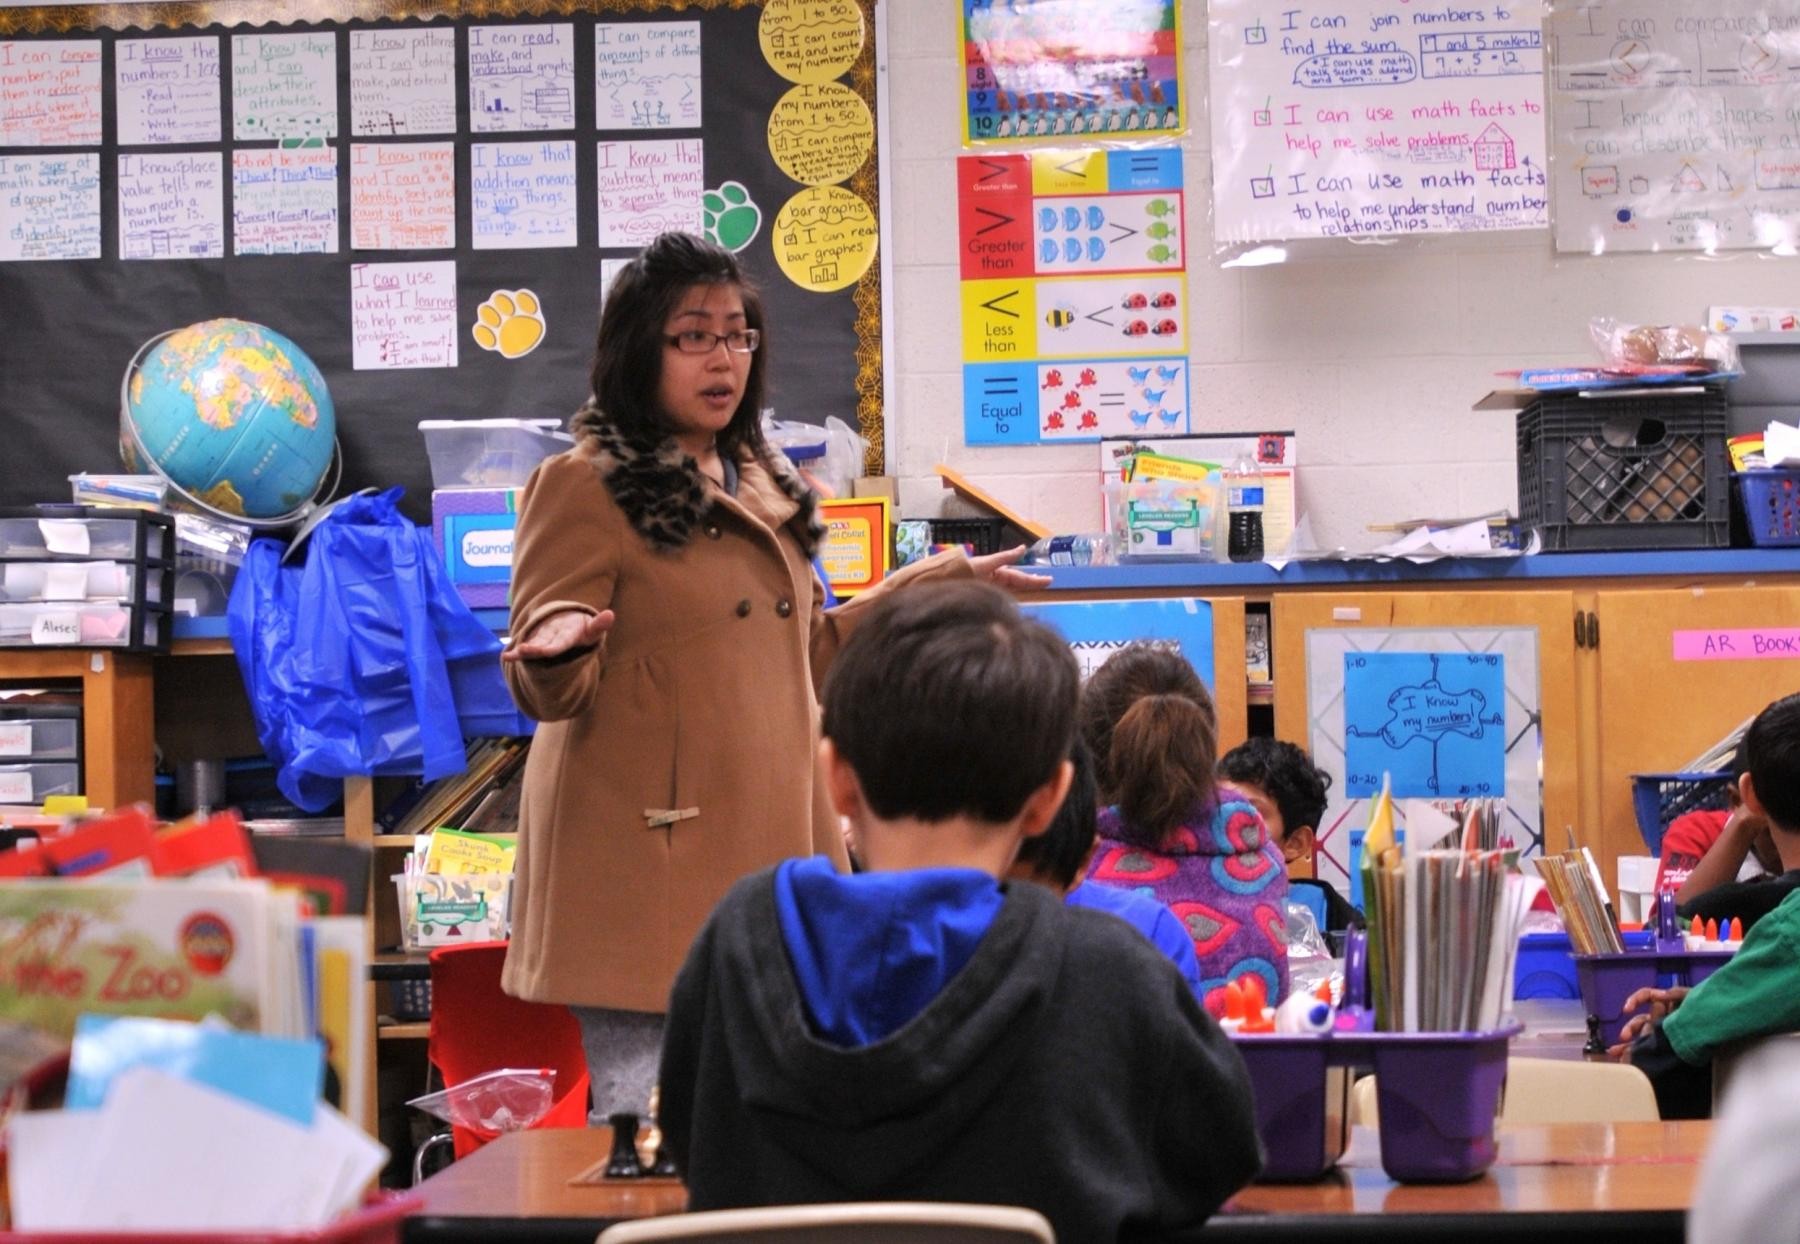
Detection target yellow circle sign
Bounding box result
[767,82,874,187]
[772,185,878,293]
[758,0,865,85]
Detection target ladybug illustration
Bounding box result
[1151,319,1179,335]
[1121,292,1148,309]
[1124,320,1149,336]
[1151,291,1178,309]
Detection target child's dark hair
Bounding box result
[1217,738,1332,842]
[587,231,768,460]
[1744,692,1800,831]
[1014,737,1098,889]
[1079,643,1217,846]
[822,581,1079,824]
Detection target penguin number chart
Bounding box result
[959,147,1191,445]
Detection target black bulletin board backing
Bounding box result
[0,0,884,521]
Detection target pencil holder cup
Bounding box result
[1234,1022,1519,1184]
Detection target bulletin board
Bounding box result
[1303,625,1545,892]
[0,0,885,520]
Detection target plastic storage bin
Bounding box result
[0,562,159,605]
[0,603,163,651]
[1630,770,1734,854]
[0,762,80,803]
[1234,1024,1519,1183]
[1516,385,1730,551]
[0,714,79,763]
[0,511,169,562]
[1106,476,1226,562]
[418,418,571,489]
[1575,949,1735,1047]
[1734,468,1800,547]
[1513,930,1653,1000]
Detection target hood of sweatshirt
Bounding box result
[699,861,1068,1190]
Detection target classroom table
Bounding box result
[403,1120,1708,1243]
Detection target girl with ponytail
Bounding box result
[1079,643,1290,1015]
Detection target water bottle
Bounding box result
[1226,451,1265,564]
[1024,533,1110,566]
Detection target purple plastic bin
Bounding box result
[1575,949,1737,1046]
[1233,1022,1518,1184]
[1230,1037,1352,1180]
[1368,1029,1515,1183]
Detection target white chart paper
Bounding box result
[350,27,456,137]
[0,40,103,146]
[596,138,704,247]
[469,24,576,133]
[0,153,101,261]
[116,37,221,146]
[471,140,578,249]
[233,146,339,255]
[351,260,458,370]
[232,32,337,140]
[350,141,455,250]
[595,22,702,130]
[118,151,224,259]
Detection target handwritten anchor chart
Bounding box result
[959,147,1190,445]
[1209,0,1550,242]
[1548,0,1800,253]
[960,0,1185,142]
[1343,652,1507,798]
[469,24,575,134]
[595,22,701,130]
[350,27,456,137]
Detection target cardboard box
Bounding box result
[431,488,521,609]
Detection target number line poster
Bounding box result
[959,146,1190,446]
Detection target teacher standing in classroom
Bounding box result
[499,232,1043,1118]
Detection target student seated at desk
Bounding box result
[1668,755,1795,933]
[1077,644,1290,1013]
[1009,737,1203,996]
[1614,693,1800,1120]
[1218,737,1363,935]
[657,582,1263,1242]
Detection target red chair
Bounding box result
[418,940,590,1176]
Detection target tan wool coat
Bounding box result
[501,422,969,1012]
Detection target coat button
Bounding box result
[776,598,793,618]
[705,525,722,540]
[735,599,752,618]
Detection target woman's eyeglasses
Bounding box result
[666,328,761,355]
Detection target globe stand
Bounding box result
[119,327,343,533]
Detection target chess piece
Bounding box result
[644,1086,679,1178]
[1583,1013,1607,1058]
[605,1112,644,1179]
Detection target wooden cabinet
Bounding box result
[1583,584,1800,877]
[0,648,154,810]
[1269,581,1800,892]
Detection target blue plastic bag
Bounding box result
[229,489,512,812]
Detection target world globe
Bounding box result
[121,318,336,522]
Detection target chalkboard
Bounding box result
[0,0,884,521]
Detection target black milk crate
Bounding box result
[1515,385,1730,552]
[928,517,1007,555]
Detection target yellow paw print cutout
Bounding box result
[472,289,545,360]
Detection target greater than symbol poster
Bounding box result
[960,146,1190,446]
[1342,651,1506,798]
[1208,0,1550,243]
[1305,626,1543,893]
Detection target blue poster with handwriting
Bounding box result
[1024,598,1214,689]
[1343,651,1504,799]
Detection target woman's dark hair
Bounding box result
[588,231,768,459]
[1080,643,1218,847]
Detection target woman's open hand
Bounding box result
[969,545,1052,595]
[503,609,616,662]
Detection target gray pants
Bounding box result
[571,1006,666,1123]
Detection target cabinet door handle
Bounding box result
[1574,612,1586,649]
[1587,611,1600,649]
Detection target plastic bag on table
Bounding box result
[1283,899,1339,1003]
[407,1067,556,1134]
[1589,318,1740,373]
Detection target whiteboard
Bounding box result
[1548,0,1800,254]
[1209,0,1551,244]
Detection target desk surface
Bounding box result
[406,1120,1707,1243]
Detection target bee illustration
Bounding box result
[1045,306,1076,330]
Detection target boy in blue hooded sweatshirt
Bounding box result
[657,581,1262,1242]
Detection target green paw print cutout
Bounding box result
[703,181,762,253]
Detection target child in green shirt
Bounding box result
[1615,692,1800,1117]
